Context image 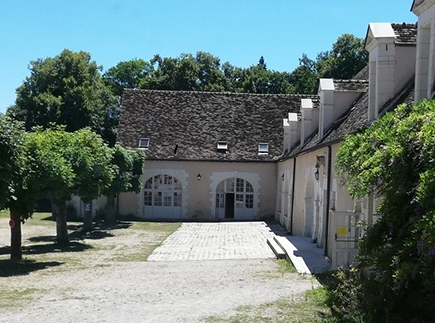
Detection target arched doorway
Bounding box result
[215,178,255,220]
[143,174,182,218]
[304,176,316,240]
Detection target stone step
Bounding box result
[274,236,311,275]
[266,237,286,259]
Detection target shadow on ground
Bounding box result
[22,241,92,255]
[0,259,63,277]
[265,219,290,237]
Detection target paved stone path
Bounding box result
[148,221,277,261]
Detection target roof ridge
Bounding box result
[334,79,369,83]
[391,22,417,27]
[123,88,320,98]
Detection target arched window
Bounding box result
[144,175,182,208]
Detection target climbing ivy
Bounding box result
[335,100,435,322]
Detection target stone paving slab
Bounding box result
[148,222,277,261]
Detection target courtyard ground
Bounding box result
[0,212,329,322]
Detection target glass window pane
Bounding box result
[246,194,253,209]
[163,191,172,206]
[154,191,162,206]
[174,192,182,207]
[144,177,153,189]
[154,175,162,189]
[163,175,173,189]
[216,181,225,192]
[173,177,182,190]
[144,191,153,206]
[226,178,234,192]
[246,182,253,193]
[236,178,244,192]
[236,194,244,208]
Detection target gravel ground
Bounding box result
[0,218,319,323]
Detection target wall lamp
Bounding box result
[197,174,202,181]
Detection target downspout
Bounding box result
[290,157,297,235]
[324,145,332,257]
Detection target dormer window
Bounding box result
[258,143,269,154]
[139,138,150,149]
[217,141,228,152]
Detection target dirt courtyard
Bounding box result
[0,215,319,323]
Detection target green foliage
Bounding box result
[24,127,113,204]
[103,58,153,96]
[292,34,368,94]
[325,268,378,323]
[0,116,26,210]
[24,127,76,203]
[105,144,145,196]
[316,34,368,80]
[103,35,366,97]
[0,116,41,219]
[336,100,435,322]
[69,128,113,201]
[8,49,118,146]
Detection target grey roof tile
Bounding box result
[294,79,414,157]
[334,79,368,92]
[392,23,417,45]
[118,90,319,161]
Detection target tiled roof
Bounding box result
[334,79,368,92]
[352,65,369,81]
[294,79,414,157]
[392,23,417,45]
[117,90,319,161]
[282,59,414,158]
[281,66,369,158]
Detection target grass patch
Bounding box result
[203,287,336,323]
[128,221,181,232]
[0,209,9,218]
[0,286,39,309]
[114,222,181,262]
[276,258,297,274]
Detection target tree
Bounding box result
[8,49,118,146]
[258,56,267,70]
[103,59,154,96]
[316,34,368,79]
[0,116,36,260]
[335,100,435,321]
[288,54,317,94]
[71,129,113,231]
[104,145,146,225]
[25,127,113,241]
[25,127,76,243]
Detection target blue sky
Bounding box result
[0,0,416,114]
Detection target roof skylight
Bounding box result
[217,141,228,152]
[139,138,150,148]
[258,143,269,153]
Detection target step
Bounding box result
[266,237,286,259]
[274,236,311,275]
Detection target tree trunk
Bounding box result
[10,208,22,261]
[55,200,69,244]
[105,194,116,226]
[83,200,93,232]
[51,202,58,220]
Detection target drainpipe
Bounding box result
[324,145,332,257]
[290,157,297,235]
